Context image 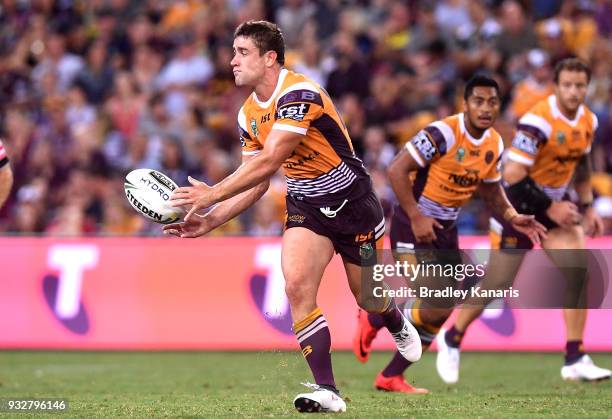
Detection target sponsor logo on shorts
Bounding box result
[359,242,374,260]
[288,214,306,223]
[355,232,373,242]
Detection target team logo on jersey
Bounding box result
[250,118,259,137]
[359,242,374,260]
[456,147,465,162]
[556,131,566,144]
[485,150,494,164]
[571,130,580,141]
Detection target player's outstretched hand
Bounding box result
[162,213,214,238]
[170,176,215,221]
[582,207,604,238]
[410,214,444,244]
[546,201,580,228]
[511,214,547,245]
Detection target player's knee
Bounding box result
[284,278,316,306]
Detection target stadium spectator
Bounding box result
[506,49,554,122]
[0,140,13,209]
[0,0,607,237]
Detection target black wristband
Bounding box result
[505,177,552,215]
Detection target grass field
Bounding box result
[1,351,610,417]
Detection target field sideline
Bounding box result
[1,351,610,417]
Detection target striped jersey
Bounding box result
[506,95,597,201]
[238,69,370,205]
[405,113,504,220]
[0,139,8,168]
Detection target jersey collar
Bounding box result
[548,95,584,127]
[253,68,289,109]
[459,112,490,146]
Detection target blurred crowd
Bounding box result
[0,0,611,236]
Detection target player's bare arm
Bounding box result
[504,138,579,228]
[387,148,442,244]
[478,180,547,244]
[573,154,603,237]
[170,129,301,220]
[0,162,13,209]
[163,154,270,238]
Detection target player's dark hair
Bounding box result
[464,75,500,100]
[234,20,285,65]
[553,58,591,83]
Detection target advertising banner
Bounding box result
[1,237,610,350]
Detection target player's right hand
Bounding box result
[410,214,443,244]
[162,213,214,238]
[546,201,580,228]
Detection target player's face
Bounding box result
[464,86,500,131]
[555,70,588,114]
[231,36,267,87]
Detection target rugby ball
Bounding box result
[124,169,185,224]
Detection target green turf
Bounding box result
[0,351,610,417]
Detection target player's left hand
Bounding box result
[170,176,216,221]
[582,207,603,238]
[510,214,547,245]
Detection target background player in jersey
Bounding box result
[353,76,546,394]
[437,58,611,384]
[162,21,421,413]
[0,140,13,210]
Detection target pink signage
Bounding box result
[1,237,610,350]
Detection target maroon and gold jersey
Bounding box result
[238,69,370,205]
[506,95,597,200]
[405,113,504,220]
[0,139,8,168]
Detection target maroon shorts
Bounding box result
[491,205,569,250]
[285,190,385,266]
[389,205,459,251]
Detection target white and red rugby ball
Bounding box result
[124,169,185,224]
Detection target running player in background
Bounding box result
[163,21,421,413]
[437,58,611,384]
[0,139,13,209]
[353,76,546,394]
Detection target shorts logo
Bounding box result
[456,147,465,162]
[412,131,437,162]
[556,131,565,144]
[288,214,306,223]
[250,118,259,137]
[485,150,494,164]
[359,242,374,260]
